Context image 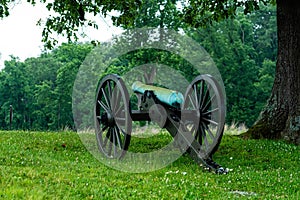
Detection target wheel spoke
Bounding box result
[198,80,204,109]
[202,108,219,115]
[107,129,113,156]
[101,88,111,109]
[188,94,196,109]
[98,100,110,113]
[202,94,216,112]
[202,117,218,126]
[107,81,113,105]
[103,128,111,148]
[119,127,127,136]
[193,84,199,109]
[115,104,124,116]
[101,124,109,132]
[115,117,126,121]
[194,126,200,141]
[203,122,216,141]
[203,133,209,151]
[114,127,123,149]
[112,128,117,157]
[200,84,210,109]
[199,124,209,150]
[113,88,121,113]
[115,117,126,127]
[199,123,206,145]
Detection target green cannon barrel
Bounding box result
[132,81,184,108]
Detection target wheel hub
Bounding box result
[101,111,115,126]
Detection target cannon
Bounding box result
[94,73,227,174]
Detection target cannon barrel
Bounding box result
[132,81,184,108]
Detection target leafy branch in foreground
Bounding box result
[1,0,274,49]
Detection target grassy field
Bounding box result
[0,130,299,199]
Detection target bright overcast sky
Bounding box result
[0,1,123,70]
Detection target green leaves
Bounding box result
[0,0,10,18]
[186,4,276,127]
[0,43,93,130]
[0,0,275,49]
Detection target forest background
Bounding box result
[0,4,276,131]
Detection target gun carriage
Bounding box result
[94,72,227,174]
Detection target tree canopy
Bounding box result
[1,0,275,48]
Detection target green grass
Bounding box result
[0,130,299,199]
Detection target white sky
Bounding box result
[0,1,123,70]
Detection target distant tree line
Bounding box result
[0,5,276,130]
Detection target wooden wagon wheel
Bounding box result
[182,74,225,158]
[94,74,132,159]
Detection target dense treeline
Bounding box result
[0,5,276,130]
[0,44,93,130]
[191,5,277,127]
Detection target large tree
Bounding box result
[244,0,300,144]
[1,0,299,144]
[181,0,299,144]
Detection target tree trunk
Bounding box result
[243,0,300,145]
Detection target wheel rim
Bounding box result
[95,74,131,159]
[183,74,225,158]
